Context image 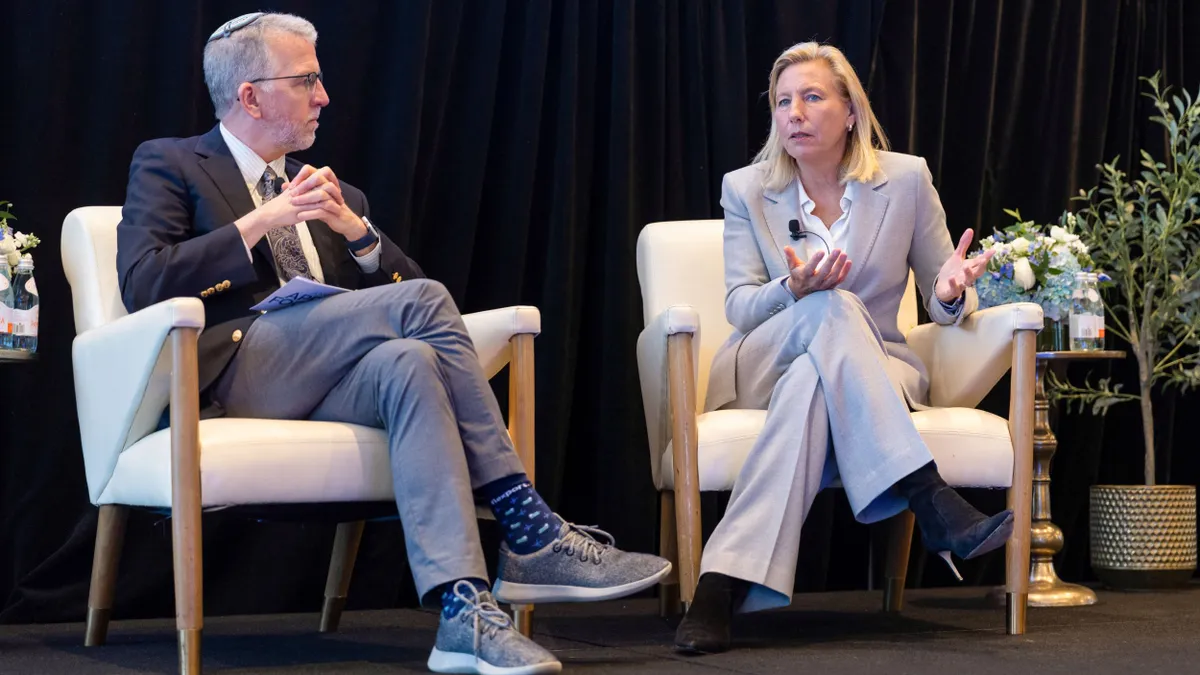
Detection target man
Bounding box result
[117,12,670,674]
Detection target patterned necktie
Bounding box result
[257,166,313,281]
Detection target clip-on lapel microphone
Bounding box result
[787,217,831,255]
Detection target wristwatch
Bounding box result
[346,218,380,251]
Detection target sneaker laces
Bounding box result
[552,522,615,564]
[451,580,513,661]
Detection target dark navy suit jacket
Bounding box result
[117,124,425,401]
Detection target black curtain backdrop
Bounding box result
[1,0,1196,624]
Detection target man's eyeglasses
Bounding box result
[250,72,324,90]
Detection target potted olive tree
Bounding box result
[1051,74,1200,589]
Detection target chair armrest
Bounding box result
[72,297,205,503]
[463,306,541,379]
[906,302,1043,408]
[636,305,700,489]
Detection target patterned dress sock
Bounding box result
[478,474,565,554]
[441,578,491,619]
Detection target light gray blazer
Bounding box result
[705,151,978,412]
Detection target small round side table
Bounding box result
[987,349,1125,607]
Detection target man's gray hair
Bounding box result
[202,13,318,120]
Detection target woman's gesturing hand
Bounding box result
[784,246,851,299]
[935,229,995,303]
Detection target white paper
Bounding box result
[250,277,350,312]
[11,307,36,336]
[1069,314,1103,339]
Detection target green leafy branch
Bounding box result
[1046,370,1140,416]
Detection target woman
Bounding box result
[674,42,1008,654]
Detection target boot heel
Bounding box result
[937,551,963,581]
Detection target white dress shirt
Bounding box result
[795,178,851,260]
[219,123,381,284]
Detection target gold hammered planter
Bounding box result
[1090,485,1197,590]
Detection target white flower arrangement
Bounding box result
[970,209,1103,322]
[0,201,39,267]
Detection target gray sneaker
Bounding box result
[492,520,672,604]
[427,581,562,675]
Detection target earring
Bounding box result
[847,124,854,132]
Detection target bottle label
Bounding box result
[1070,315,1103,339]
[11,307,37,337]
[0,303,9,333]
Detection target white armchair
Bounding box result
[635,220,1039,634]
[62,206,542,673]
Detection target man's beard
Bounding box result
[265,115,315,154]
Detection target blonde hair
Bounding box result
[753,42,889,191]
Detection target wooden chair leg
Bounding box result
[1006,329,1036,635]
[667,333,702,607]
[658,491,682,616]
[170,327,203,674]
[882,510,915,613]
[507,333,536,637]
[320,521,366,632]
[84,504,130,646]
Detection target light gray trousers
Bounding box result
[212,279,526,600]
[701,289,934,612]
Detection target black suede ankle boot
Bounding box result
[674,572,749,654]
[897,462,1014,579]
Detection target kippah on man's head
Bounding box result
[207,12,266,43]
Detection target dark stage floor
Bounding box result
[3,584,1198,674]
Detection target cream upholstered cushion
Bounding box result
[659,410,764,492]
[100,418,502,518]
[62,206,540,508]
[98,419,392,508]
[658,407,1013,492]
